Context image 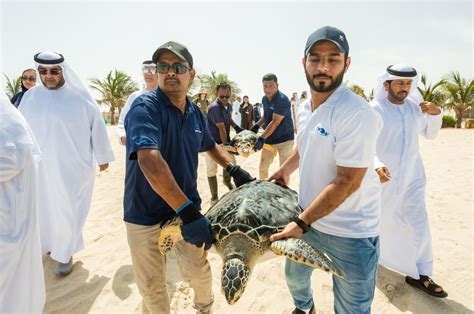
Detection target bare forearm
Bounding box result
[261,120,280,139]
[300,172,365,224]
[207,144,233,168]
[138,154,188,210]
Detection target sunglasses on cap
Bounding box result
[21,76,36,82]
[142,65,157,74]
[38,68,62,76]
[156,62,190,74]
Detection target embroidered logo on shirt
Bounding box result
[134,136,154,146]
[194,123,202,133]
[316,124,330,137]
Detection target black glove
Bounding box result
[250,124,260,133]
[254,136,265,151]
[177,202,213,250]
[234,125,244,133]
[226,164,255,187]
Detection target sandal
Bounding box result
[405,275,448,298]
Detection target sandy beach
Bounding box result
[42,127,473,314]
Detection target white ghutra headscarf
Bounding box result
[373,63,423,105]
[34,51,96,104]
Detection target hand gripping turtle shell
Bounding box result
[221,130,258,158]
[159,180,342,304]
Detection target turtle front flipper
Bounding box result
[221,144,238,155]
[270,238,343,278]
[158,217,183,255]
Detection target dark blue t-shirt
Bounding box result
[207,100,232,144]
[124,88,216,226]
[262,90,294,144]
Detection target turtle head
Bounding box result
[236,143,253,158]
[221,256,251,304]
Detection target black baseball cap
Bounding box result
[152,41,193,68]
[304,26,349,56]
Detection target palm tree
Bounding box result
[348,83,368,101]
[3,73,21,99]
[368,88,375,101]
[417,74,446,104]
[188,74,200,96]
[441,72,474,128]
[200,71,241,102]
[89,70,138,125]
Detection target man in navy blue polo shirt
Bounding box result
[124,41,254,314]
[206,82,244,205]
[251,73,295,180]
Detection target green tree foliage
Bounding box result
[3,73,21,99]
[348,84,368,101]
[441,72,474,128]
[200,71,241,102]
[89,70,138,125]
[417,74,446,105]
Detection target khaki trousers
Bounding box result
[126,222,213,314]
[205,153,236,177]
[259,140,294,180]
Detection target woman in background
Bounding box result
[11,68,36,108]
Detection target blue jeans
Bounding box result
[285,228,379,313]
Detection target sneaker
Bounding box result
[53,257,73,276]
[292,304,315,314]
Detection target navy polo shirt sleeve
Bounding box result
[208,105,225,125]
[273,94,290,116]
[125,99,162,160]
[199,110,216,152]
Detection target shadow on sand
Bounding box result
[111,249,184,302]
[43,256,110,313]
[377,266,471,314]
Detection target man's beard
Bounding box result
[305,69,345,93]
[387,87,408,102]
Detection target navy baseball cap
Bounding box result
[304,26,349,56]
[152,41,194,68]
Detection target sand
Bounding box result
[42,127,473,313]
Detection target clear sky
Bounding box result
[1,0,472,103]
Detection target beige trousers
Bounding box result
[126,222,213,314]
[205,152,236,177]
[259,140,294,180]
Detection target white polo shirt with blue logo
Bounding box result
[296,85,383,238]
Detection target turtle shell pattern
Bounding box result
[206,180,301,255]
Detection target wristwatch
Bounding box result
[292,216,311,233]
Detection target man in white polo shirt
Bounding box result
[270,26,382,314]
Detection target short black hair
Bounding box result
[262,73,278,83]
[216,82,231,93]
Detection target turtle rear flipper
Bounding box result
[158,217,183,255]
[270,238,343,278]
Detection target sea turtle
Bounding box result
[222,130,258,158]
[159,180,342,304]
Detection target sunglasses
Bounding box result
[38,68,62,76]
[156,62,190,74]
[21,76,36,82]
[219,95,230,100]
[142,65,157,74]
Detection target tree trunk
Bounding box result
[455,106,464,128]
[110,106,116,125]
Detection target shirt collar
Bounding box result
[156,87,195,114]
